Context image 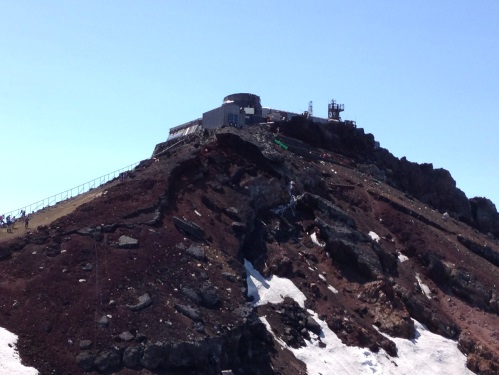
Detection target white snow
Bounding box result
[398,252,409,262]
[318,274,326,281]
[310,232,325,247]
[415,274,432,299]
[0,327,39,375]
[327,284,339,294]
[368,231,380,242]
[245,259,306,307]
[245,259,472,375]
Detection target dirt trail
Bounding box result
[0,182,115,242]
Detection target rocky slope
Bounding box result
[1,118,498,374]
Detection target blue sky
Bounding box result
[1,1,498,215]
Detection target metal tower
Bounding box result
[328,99,344,121]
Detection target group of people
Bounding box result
[0,210,31,233]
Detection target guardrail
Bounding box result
[1,161,141,220]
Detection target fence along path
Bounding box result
[1,161,140,220]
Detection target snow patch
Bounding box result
[0,327,39,374]
[368,231,380,242]
[398,252,409,262]
[244,259,306,307]
[245,259,471,375]
[328,285,339,294]
[310,232,325,247]
[415,274,432,299]
[318,274,326,282]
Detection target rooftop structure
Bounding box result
[167,93,349,141]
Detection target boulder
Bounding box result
[119,331,135,342]
[186,245,207,261]
[123,346,141,368]
[140,342,165,370]
[305,316,322,335]
[96,315,109,327]
[76,351,95,372]
[175,304,203,322]
[127,293,152,311]
[79,340,93,350]
[173,217,205,241]
[94,349,121,373]
[181,287,203,305]
[118,235,139,249]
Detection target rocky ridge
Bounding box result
[0,118,498,374]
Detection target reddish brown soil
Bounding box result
[0,124,498,375]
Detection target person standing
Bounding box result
[25,215,30,229]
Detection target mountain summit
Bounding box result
[1,117,498,374]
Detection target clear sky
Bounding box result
[1,1,498,215]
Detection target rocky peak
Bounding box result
[0,121,498,374]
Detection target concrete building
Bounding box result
[167,93,343,141]
[202,93,264,129]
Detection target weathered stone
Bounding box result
[306,316,322,335]
[224,207,241,221]
[457,235,499,268]
[140,342,164,370]
[326,239,383,280]
[173,217,205,241]
[175,304,203,322]
[200,283,220,308]
[297,193,357,228]
[96,315,109,327]
[77,227,95,236]
[76,351,95,372]
[186,245,207,261]
[119,331,135,342]
[127,293,152,311]
[181,287,202,305]
[94,349,121,372]
[123,346,141,368]
[118,235,139,249]
[79,340,92,350]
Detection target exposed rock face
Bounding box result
[469,197,499,236]
[0,122,498,374]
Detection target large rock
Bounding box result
[140,342,165,370]
[118,235,139,249]
[94,349,121,373]
[186,245,207,261]
[127,293,152,311]
[173,217,205,241]
[123,346,141,368]
[174,304,203,322]
[470,197,498,235]
[76,351,95,372]
[326,239,383,280]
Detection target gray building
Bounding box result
[167,93,339,141]
[202,93,264,129]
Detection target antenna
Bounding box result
[308,101,313,117]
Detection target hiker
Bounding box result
[6,216,12,233]
[25,215,30,229]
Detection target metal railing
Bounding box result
[1,161,141,220]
